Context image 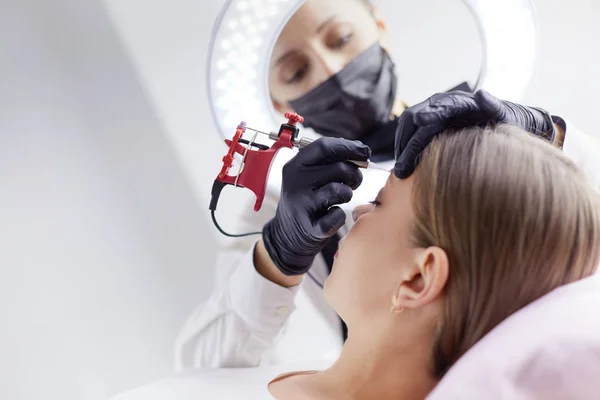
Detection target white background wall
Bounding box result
[1,0,598,399]
[1,1,214,399]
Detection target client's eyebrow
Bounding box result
[374,188,384,203]
[386,172,394,185]
[274,16,338,67]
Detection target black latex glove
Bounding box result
[394,90,557,179]
[262,137,371,276]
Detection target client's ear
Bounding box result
[391,247,449,312]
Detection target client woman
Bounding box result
[115,125,600,399]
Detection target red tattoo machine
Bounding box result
[209,112,305,237]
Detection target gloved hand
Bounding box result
[262,137,371,276]
[394,90,557,179]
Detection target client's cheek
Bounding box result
[352,217,381,244]
[349,213,368,232]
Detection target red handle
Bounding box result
[216,121,298,211]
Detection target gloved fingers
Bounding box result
[474,90,508,121]
[307,161,364,190]
[394,125,440,179]
[313,182,354,211]
[314,206,347,239]
[527,107,556,140]
[298,137,371,166]
[412,91,480,127]
[394,110,419,161]
[402,92,451,116]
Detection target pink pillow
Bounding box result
[427,272,600,399]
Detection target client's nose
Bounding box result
[352,203,375,222]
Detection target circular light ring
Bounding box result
[207,0,538,139]
[207,0,305,140]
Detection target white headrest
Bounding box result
[427,272,600,399]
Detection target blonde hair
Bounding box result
[410,125,600,378]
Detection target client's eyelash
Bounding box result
[369,200,381,207]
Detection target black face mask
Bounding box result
[289,43,398,141]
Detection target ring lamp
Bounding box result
[207,0,538,139]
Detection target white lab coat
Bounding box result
[175,122,600,370]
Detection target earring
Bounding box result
[390,305,404,314]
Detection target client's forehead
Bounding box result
[386,172,406,190]
[384,173,414,206]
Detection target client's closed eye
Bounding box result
[370,189,384,208]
